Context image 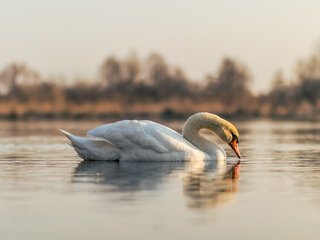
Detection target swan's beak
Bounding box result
[229,139,241,158]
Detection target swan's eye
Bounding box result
[231,132,239,143]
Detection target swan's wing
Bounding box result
[60,129,119,160]
[87,120,192,154]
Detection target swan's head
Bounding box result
[183,112,241,158]
[215,117,241,159]
[200,113,241,158]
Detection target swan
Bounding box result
[60,112,241,161]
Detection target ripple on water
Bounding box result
[0,120,319,240]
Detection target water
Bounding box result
[0,120,319,240]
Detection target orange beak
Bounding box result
[229,139,241,158]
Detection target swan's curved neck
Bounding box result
[182,113,224,156]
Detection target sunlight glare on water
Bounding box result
[0,120,319,240]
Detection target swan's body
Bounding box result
[60,112,240,161]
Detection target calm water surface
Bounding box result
[0,120,319,240]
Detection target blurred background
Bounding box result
[1,0,320,120]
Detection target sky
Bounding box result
[1,0,320,92]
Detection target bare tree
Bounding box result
[145,53,169,85]
[294,49,320,105]
[269,71,293,113]
[0,63,41,94]
[206,57,251,105]
[122,53,140,84]
[296,51,320,81]
[99,56,123,86]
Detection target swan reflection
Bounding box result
[73,161,186,191]
[73,160,240,208]
[184,160,240,209]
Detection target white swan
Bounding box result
[60,112,241,161]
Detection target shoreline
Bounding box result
[0,111,318,122]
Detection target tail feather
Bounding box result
[59,129,75,141]
[59,129,119,161]
[59,129,85,150]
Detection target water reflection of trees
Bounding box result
[73,160,240,209]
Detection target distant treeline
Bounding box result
[0,50,319,120]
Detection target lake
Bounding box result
[0,120,319,240]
